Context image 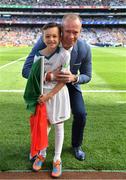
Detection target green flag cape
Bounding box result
[24,60,48,158]
[24,60,41,113]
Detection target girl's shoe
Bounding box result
[51,160,62,178]
[32,155,46,172]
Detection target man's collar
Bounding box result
[59,42,73,51]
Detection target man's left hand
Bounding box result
[56,70,77,83]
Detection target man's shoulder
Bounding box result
[34,36,46,50]
[77,38,90,48]
[75,39,90,54]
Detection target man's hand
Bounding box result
[56,70,77,83]
[45,68,78,83]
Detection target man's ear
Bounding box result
[80,27,82,33]
[61,26,63,35]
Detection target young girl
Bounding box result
[24,23,72,178]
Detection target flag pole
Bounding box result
[40,56,44,95]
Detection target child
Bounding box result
[24,22,71,178]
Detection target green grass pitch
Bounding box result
[0,46,126,171]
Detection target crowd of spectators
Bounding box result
[0,27,41,46]
[1,0,125,47]
[0,16,126,25]
[81,28,126,46]
[0,26,125,47]
[1,0,126,6]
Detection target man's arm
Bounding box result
[59,42,92,84]
[79,43,92,84]
[45,44,92,84]
[22,36,46,79]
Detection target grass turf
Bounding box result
[0,46,126,171]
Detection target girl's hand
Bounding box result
[38,93,52,104]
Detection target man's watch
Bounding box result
[72,75,79,84]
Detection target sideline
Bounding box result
[1,169,126,173]
[0,90,126,93]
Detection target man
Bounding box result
[22,14,92,161]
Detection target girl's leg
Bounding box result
[47,120,51,135]
[39,120,51,158]
[39,148,47,158]
[53,122,64,162]
[32,120,51,172]
[52,122,64,178]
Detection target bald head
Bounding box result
[61,14,82,49]
[62,14,82,26]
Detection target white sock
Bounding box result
[47,124,51,135]
[53,123,64,162]
[39,148,47,158]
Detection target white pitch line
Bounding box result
[82,90,126,93]
[0,90,126,93]
[0,90,24,92]
[116,101,126,104]
[0,56,26,70]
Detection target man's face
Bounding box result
[62,19,81,48]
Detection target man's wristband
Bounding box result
[72,75,79,84]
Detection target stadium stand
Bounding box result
[0,0,126,47]
[0,0,126,6]
[0,27,125,47]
